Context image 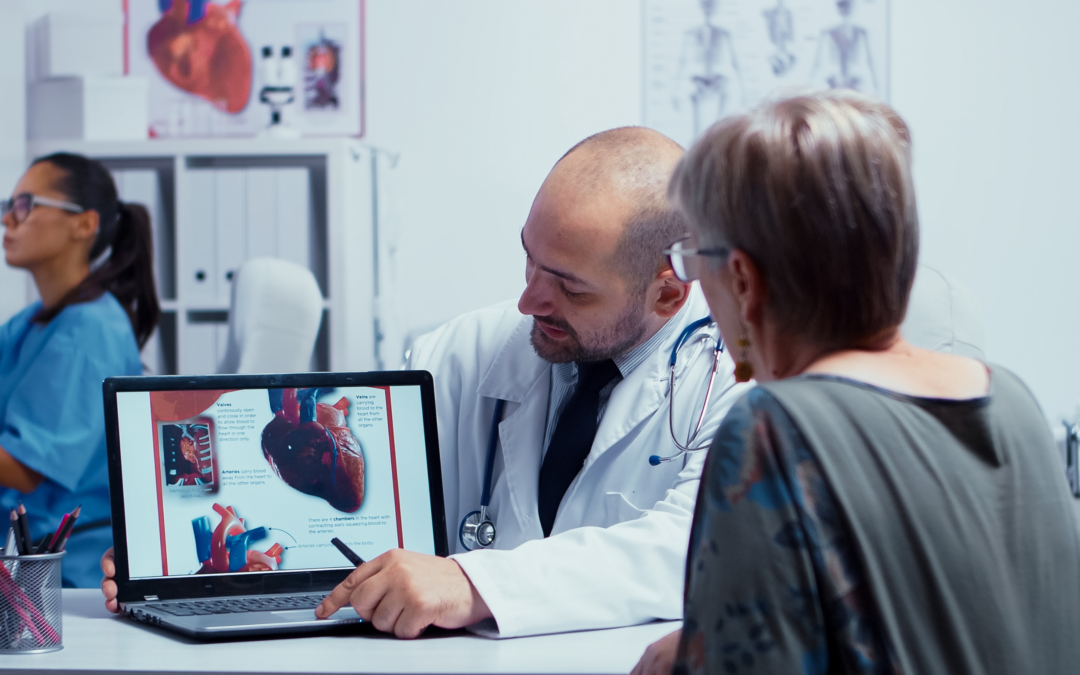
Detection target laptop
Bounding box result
[102,371,447,639]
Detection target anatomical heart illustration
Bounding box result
[148,0,253,113]
[192,503,284,573]
[262,388,366,513]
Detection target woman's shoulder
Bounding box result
[52,293,133,337]
[0,302,43,333]
[47,293,140,362]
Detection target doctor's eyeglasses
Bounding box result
[664,236,730,283]
[0,193,85,225]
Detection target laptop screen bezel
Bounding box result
[103,370,447,604]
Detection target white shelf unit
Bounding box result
[27,137,382,375]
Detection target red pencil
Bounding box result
[49,505,81,553]
[38,514,70,555]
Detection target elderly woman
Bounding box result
[633,91,1080,674]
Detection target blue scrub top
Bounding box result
[0,292,141,587]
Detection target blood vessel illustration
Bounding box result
[192,504,284,573]
[262,388,366,513]
[148,0,253,113]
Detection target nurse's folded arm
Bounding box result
[0,446,44,493]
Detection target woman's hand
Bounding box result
[631,628,681,675]
[100,547,120,614]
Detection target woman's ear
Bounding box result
[726,250,766,327]
[71,209,100,245]
[648,268,691,319]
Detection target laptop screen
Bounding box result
[109,378,441,582]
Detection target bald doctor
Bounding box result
[102,127,746,638]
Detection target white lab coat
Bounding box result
[407,289,747,637]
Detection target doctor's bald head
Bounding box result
[518,127,691,364]
[553,127,687,297]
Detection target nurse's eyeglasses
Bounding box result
[663,235,730,283]
[0,193,85,225]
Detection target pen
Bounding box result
[10,509,27,555]
[49,505,80,553]
[16,504,31,556]
[330,537,364,566]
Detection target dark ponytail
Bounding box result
[30,153,161,349]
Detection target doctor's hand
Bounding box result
[631,628,682,675]
[100,547,121,614]
[315,548,492,638]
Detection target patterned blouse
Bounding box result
[673,372,1080,675]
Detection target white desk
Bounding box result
[0,591,679,675]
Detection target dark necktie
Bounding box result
[538,359,622,537]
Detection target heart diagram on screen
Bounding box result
[262,388,366,513]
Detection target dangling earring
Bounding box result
[734,325,754,383]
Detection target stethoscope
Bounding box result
[459,318,731,551]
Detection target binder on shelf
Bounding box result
[182,170,219,306]
[214,169,248,304]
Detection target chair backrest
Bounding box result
[217,258,323,374]
[900,264,986,360]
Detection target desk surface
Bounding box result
[0,590,678,675]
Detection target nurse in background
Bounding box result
[0,153,159,587]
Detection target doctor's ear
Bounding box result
[648,269,690,319]
[725,250,766,326]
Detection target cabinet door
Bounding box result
[179,318,218,375]
[181,170,217,305]
[245,168,279,260]
[214,169,248,303]
[275,167,311,270]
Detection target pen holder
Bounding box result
[0,552,64,653]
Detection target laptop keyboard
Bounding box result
[145,593,330,616]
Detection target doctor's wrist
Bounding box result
[452,559,494,626]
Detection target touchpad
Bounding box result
[270,607,360,623]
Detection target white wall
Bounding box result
[891,0,1080,420]
[4,0,1079,419]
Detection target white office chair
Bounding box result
[217,258,324,374]
[900,264,986,360]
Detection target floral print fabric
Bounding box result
[674,388,894,675]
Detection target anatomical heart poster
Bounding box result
[126,0,364,138]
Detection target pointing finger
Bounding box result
[316,557,380,619]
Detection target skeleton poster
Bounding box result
[643,0,889,148]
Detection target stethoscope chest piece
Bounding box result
[459,507,496,550]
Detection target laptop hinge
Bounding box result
[144,595,159,601]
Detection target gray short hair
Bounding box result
[669,90,919,348]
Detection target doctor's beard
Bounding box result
[529,298,649,364]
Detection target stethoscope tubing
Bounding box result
[651,319,729,465]
[480,399,505,509]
